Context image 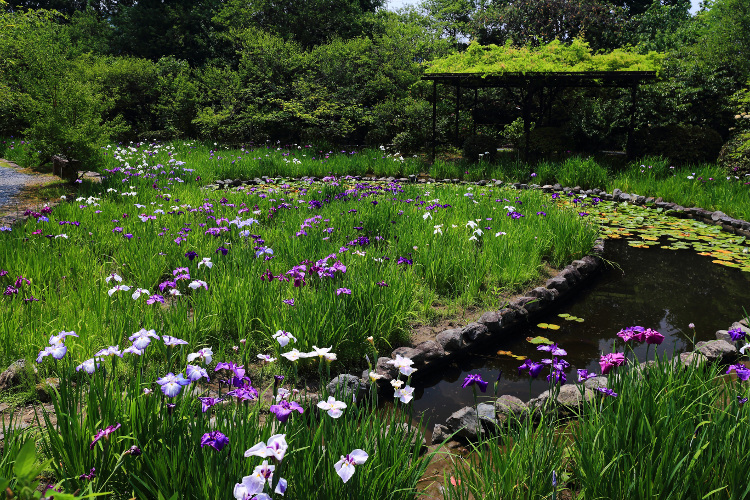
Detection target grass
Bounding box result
[444,349,750,499]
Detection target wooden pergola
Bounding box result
[421,71,658,161]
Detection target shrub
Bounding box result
[632,125,724,165]
[463,134,499,162]
[527,126,568,157]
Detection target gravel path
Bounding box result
[0,163,39,207]
[0,160,59,226]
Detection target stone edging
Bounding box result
[430,317,750,444]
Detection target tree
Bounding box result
[419,0,477,44]
[473,0,628,51]
[213,0,385,49]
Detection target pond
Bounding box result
[411,235,750,427]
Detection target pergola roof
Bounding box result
[422,71,658,88]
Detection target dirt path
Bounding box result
[0,159,61,227]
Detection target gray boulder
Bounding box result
[431,424,451,445]
[694,340,737,363]
[477,402,497,428]
[446,406,483,440]
[414,340,445,362]
[495,395,528,423]
[477,311,503,333]
[462,322,489,342]
[0,359,37,391]
[436,328,463,351]
[327,374,365,402]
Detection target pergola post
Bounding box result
[626,85,638,159]
[454,82,461,147]
[431,80,437,164]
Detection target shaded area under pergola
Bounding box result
[422,71,658,162]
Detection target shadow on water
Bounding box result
[411,237,750,427]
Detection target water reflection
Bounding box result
[412,238,750,425]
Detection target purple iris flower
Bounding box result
[618,326,646,343]
[215,246,229,256]
[186,364,210,382]
[462,373,489,392]
[185,251,198,260]
[643,328,665,345]
[215,362,246,379]
[726,364,750,381]
[518,359,545,378]
[537,344,567,357]
[547,370,566,384]
[198,397,223,412]
[336,288,352,296]
[201,431,229,451]
[146,294,165,304]
[162,335,188,347]
[269,400,304,423]
[738,396,748,406]
[227,385,259,401]
[156,372,191,397]
[596,387,618,397]
[729,328,747,342]
[90,423,121,449]
[577,369,597,383]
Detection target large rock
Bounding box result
[527,287,556,302]
[375,356,397,381]
[514,296,543,314]
[528,385,594,416]
[679,351,707,367]
[326,374,365,402]
[694,340,737,363]
[584,376,608,390]
[495,395,528,423]
[571,256,598,275]
[477,311,503,333]
[36,377,60,403]
[436,328,463,351]
[431,424,451,445]
[477,402,497,429]
[446,406,483,440]
[560,266,583,286]
[545,276,570,294]
[0,359,37,391]
[414,340,445,362]
[391,347,426,366]
[461,322,489,343]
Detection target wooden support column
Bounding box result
[522,87,531,161]
[454,82,461,146]
[431,80,437,164]
[626,85,637,159]
[472,88,478,135]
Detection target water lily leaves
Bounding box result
[558,313,570,318]
[526,336,554,345]
[497,350,526,360]
[591,201,750,271]
[537,323,561,330]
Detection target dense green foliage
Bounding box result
[0,0,748,169]
[425,39,665,74]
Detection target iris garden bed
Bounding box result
[2,140,750,499]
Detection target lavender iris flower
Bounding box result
[162,335,189,347]
[186,364,210,382]
[198,397,222,412]
[129,328,160,350]
[269,400,304,423]
[726,364,750,381]
[90,423,121,449]
[200,431,229,451]
[461,373,489,392]
[729,328,748,342]
[537,343,567,357]
[577,369,597,383]
[518,359,544,378]
[596,387,618,397]
[156,372,191,397]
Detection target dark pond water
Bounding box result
[410,237,750,426]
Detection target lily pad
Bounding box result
[526,336,554,345]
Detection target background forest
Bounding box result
[0,0,749,170]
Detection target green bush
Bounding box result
[632,125,724,165]
[528,126,568,157]
[462,134,499,162]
